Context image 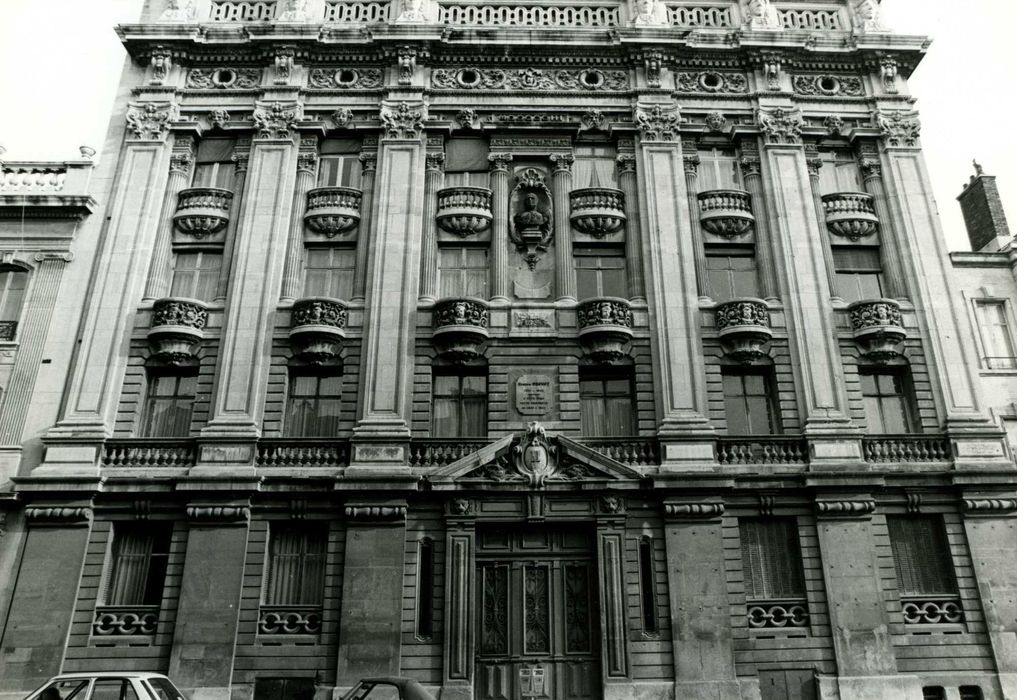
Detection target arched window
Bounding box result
[0,266,29,340]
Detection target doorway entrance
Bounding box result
[475,525,601,700]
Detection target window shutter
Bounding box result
[740,519,805,600]
[888,516,956,596]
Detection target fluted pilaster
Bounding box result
[214,140,250,302]
[616,154,645,302]
[144,138,193,301]
[739,141,780,302]
[858,147,907,300]
[280,141,319,303]
[352,149,377,302]
[550,153,576,302]
[805,152,841,302]
[418,152,445,303]
[489,153,513,302]
[681,147,709,300]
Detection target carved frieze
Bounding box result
[186,67,261,90]
[792,74,864,97]
[675,71,748,94]
[308,68,384,90]
[431,67,628,91]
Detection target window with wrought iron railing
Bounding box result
[887,515,963,626]
[740,518,809,630]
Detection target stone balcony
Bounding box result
[821,192,879,240]
[173,187,234,248]
[714,298,772,360]
[289,297,348,364]
[847,298,905,361]
[0,149,96,221]
[697,189,754,238]
[576,296,633,361]
[304,187,362,243]
[570,188,626,241]
[432,297,489,361]
[436,186,493,240]
[147,297,208,365]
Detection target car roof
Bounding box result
[358,678,434,700]
[44,673,170,679]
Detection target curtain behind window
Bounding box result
[740,519,805,600]
[266,527,327,605]
[887,516,956,596]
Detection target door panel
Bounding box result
[476,528,601,700]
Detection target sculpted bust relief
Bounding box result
[513,192,551,236]
[743,0,780,29]
[631,0,670,26]
[397,0,440,22]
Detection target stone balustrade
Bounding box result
[862,435,952,463]
[570,188,626,240]
[714,298,772,360]
[304,187,363,242]
[576,297,634,361]
[256,439,351,467]
[436,186,493,238]
[821,192,879,240]
[716,436,808,465]
[102,439,198,467]
[900,596,963,625]
[0,154,96,218]
[848,298,906,361]
[580,437,659,466]
[210,0,277,21]
[0,165,66,192]
[258,606,323,635]
[432,297,490,361]
[697,189,754,238]
[746,600,809,629]
[92,606,160,637]
[173,187,234,247]
[289,297,348,364]
[147,298,208,365]
[409,438,492,468]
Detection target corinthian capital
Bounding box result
[126,102,176,142]
[380,102,426,140]
[252,102,300,140]
[756,107,804,146]
[634,103,682,142]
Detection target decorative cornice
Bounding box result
[25,506,91,522]
[186,68,261,90]
[126,103,176,142]
[815,499,876,517]
[663,502,725,520]
[345,504,408,522]
[963,498,1017,514]
[676,71,748,94]
[634,104,681,142]
[380,102,426,140]
[309,68,383,90]
[253,102,299,140]
[431,67,628,92]
[756,107,804,146]
[877,110,921,148]
[186,505,250,522]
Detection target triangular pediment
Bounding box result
[427,423,645,488]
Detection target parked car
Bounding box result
[340,677,435,700]
[23,673,186,700]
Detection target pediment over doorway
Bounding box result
[427,422,645,489]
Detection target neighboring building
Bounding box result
[1,1,1016,700]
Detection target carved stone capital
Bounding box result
[634,103,682,142]
[489,152,514,172]
[815,498,875,518]
[615,154,636,175]
[359,152,377,173]
[25,506,91,523]
[550,153,575,174]
[877,110,921,148]
[126,102,176,141]
[859,157,882,180]
[253,102,299,140]
[806,157,823,178]
[756,107,804,146]
[682,153,700,176]
[169,149,194,176]
[426,152,445,172]
[663,501,725,520]
[739,156,762,178]
[297,152,319,174]
[380,102,426,140]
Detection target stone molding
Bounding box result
[663,501,725,520]
[185,505,250,522]
[25,506,91,523]
[345,504,408,522]
[814,499,876,518]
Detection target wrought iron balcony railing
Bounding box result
[92,606,160,637]
[746,599,809,629]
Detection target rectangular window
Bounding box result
[438,247,488,298]
[416,538,435,639]
[922,688,946,700]
[303,248,356,300]
[445,137,490,188]
[833,246,883,303]
[0,268,28,324]
[432,373,487,437]
[580,373,636,436]
[740,518,806,600]
[265,525,327,606]
[319,138,363,187]
[106,524,172,607]
[887,515,957,597]
[723,371,780,435]
[286,373,342,437]
[192,138,236,190]
[574,144,618,189]
[976,301,1017,369]
[698,147,741,190]
[141,374,196,437]
[638,538,658,634]
[706,249,760,301]
[575,247,627,299]
[170,251,221,302]
[860,371,916,434]
[818,150,863,194]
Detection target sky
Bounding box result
[0,0,1012,252]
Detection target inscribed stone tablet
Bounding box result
[515,375,553,416]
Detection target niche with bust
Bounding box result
[508,167,555,299]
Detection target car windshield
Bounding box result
[143,679,187,700]
[34,679,90,700]
[348,684,401,700]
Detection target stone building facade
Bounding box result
[1,1,1016,699]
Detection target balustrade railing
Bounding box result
[256,439,351,468]
[900,596,963,625]
[324,0,391,21]
[580,437,659,467]
[410,438,491,468]
[777,5,844,30]
[666,2,735,27]
[210,0,277,21]
[862,435,952,463]
[258,605,323,635]
[746,600,809,629]
[1,165,66,192]
[92,606,160,637]
[102,439,197,467]
[439,2,621,26]
[716,436,808,466]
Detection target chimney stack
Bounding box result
[958,159,1012,252]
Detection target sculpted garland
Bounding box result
[431,67,628,91]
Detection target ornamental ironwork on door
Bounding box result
[476,527,600,700]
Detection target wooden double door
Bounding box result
[475,527,601,700]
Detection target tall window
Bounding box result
[318,138,363,187]
[438,247,488,298]
[304,248,356,300]
[976,301,1017,369]
[432,372,487,437]
[141,373,196,437]
[575,247,627,299]
[860,370,916,433]
[887,516,957,598]
[723,370,780,435]
[638,538,658,634]
[0,266,28,340]
[740,518,806,601]
[818,149,863,194]
[192,138,236,190]
[170,251,221,302]
[833,247,883,303]
[706,248,760,301]
[105,524,172,607]
[580,372,636,436]
[416,538,435,639]
[286,372,342,437]
[574,144,618,189]
[698,147,742,190]
[265,525,327,606]
[444,137,490,188]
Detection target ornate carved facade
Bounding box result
[0,2,1014,700]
